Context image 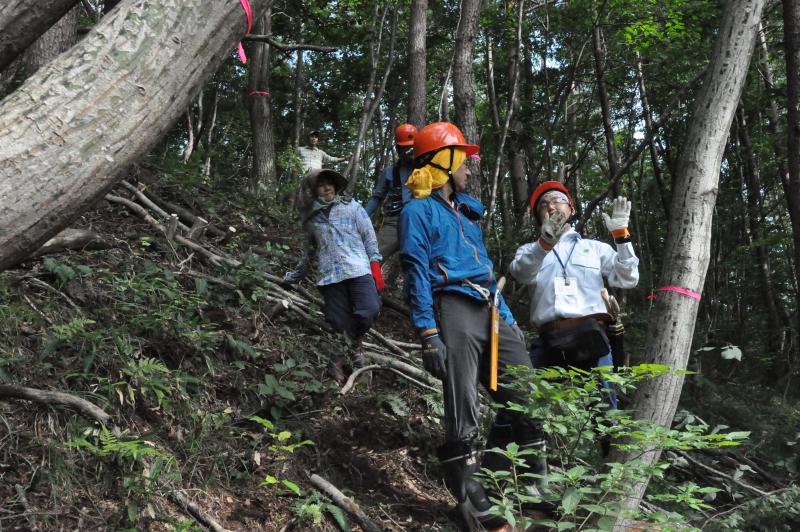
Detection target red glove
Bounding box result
[370,261,385,292]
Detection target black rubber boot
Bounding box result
[481,414,515,477]
[514,419,556,513]
[438,440,507,531]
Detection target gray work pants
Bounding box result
[436,292,533,443]
[376,214,400,259]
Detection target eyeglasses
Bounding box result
[537,197,570,209]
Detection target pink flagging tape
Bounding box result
[651,285,702,301]
[248,91,270,96]
[237,0,254,64]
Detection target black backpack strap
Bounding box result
[392,164,401,188]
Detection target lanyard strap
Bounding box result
[552,239,578,278]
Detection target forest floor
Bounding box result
[0,173,796,531]
[0,174,470,531]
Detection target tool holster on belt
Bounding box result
[601,288,627,368]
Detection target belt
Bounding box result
[539,313,612,335]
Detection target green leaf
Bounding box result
[281,479,302,496]
[324,503,350,531]
[561,487,581,514]
[597,516,614,530]
[194,277,208,295]
[127,501,139,523]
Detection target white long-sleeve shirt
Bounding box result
[297,146,345,173]
[509,229,639,327]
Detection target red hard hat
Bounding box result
[395,123,417,146]
[529,180,575,224]
[413,122,480,159]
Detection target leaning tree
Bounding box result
[0,0,271,271]
[612,0,767,521]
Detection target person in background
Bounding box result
[297,130,350,175]
[365,124,417,266]
[283,169,384,384]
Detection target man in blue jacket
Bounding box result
[400,122,545,530]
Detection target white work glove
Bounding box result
[539,210,570,250]
[601,196,631,234]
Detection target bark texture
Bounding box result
[406,0,427,128]
[25,5,79,76]
[452,0,482,198]
[247,6,277,191]
[0,0,81,73]
[0,0,270,271]
[783,0,800,374]
[613,0,766,520]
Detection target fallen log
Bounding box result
[0,384,110,424]
[29,228,109,258]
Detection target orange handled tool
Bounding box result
[489,276,506,391]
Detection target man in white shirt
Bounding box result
[509,181,639,371]
[297,130,350,175]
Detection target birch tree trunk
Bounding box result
[0,0,80,73]
[612,0,766,522]
[407,0,427,128]
[247,6,277,192]
[0,0,271,271]
[452,0,482,198]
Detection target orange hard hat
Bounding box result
[413,122,479,159]
[395,123,417,146]
[529,180,575,224]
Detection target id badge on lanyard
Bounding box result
[555,276,578,295]
[553,239,579,296]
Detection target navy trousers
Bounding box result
[319,274,382,339]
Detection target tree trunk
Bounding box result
[612,0,766,521]
[635,50,670,218]
[438,66,451,121]
[406,0,427,128]
[452,0,482,198]
[292,42,305,148]
[0,0,80,73]
[247,6,277,192]
[0,0,271,271]
[345,2,399,193]
[591,22,620,194]
[783,0,800,378]
[25,5,79,76]
[736,108,786,355]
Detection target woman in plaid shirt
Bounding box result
[284,169,384,383]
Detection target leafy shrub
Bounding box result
[484,364,749,530]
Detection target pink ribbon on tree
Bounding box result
[248,91,270,96]
[648,285,702,301]
[237,0,253,64]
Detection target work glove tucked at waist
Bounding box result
[421,333,447,380]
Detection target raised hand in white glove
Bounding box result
[539,210,570,250]
[601,196,631,235]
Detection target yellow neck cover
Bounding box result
[405,149,466,199]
